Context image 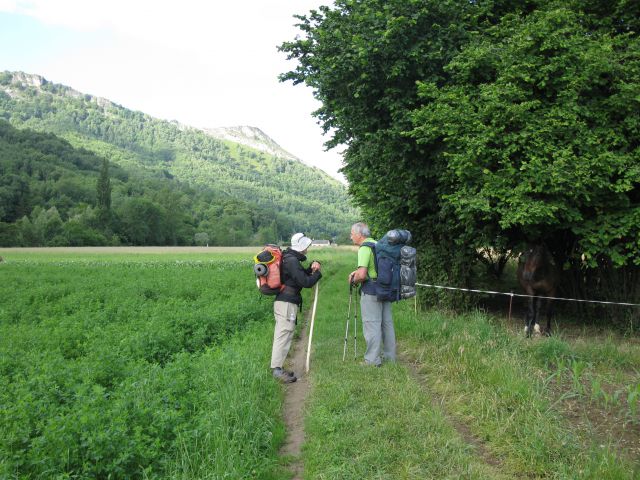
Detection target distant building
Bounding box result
[311,240,332,247]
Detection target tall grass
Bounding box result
[2,248,637,478]
[398,306,639,478]
[165,322,286,479]
[299,249,637,479]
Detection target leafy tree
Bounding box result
[194,232,209,246]
[58,220,109,246]
[280,0,640,312]
[116,197,166,245]
[0,174,30,222]
[15,215,37,246]
[0,221,20,246]
[32,206,64,245]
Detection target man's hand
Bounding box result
[349,267,367,285]
[311,261,321,272]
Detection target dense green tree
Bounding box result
[410,7,640,262]
[58,220,109,246]
[0,174,31,222]
[194,232,209,246]
[15,215,37,246]
[280,0,487,295]
[281,0,640,312]
[151,187,193,246]
[116,197,166,245]
[0,221,20,247]
[32,206,63,245]
[252,220,279,246]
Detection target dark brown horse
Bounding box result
[517,244,558,337]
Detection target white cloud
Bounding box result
[0,0,17,12]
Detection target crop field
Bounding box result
[0,248,287,479]
[1,247,638,479]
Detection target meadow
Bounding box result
[0,247,638,479]
[304,251,640,479]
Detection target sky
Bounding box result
[0,0,347,181]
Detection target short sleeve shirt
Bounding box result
[357,238,377,279]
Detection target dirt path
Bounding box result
[278,310,312,480]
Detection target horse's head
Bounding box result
[519,245,548,282]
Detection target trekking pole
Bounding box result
[305,283,320,373]
[343,283,353,361]
[353,284,359,360]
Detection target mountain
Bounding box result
[203,126,300,163]
[0,71,358,246]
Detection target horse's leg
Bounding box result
[545,291,556,336]
[525,296,535,337]
[533,296,543,335]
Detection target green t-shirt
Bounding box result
[357,238,377,279]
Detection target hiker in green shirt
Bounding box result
[348,222,396,366]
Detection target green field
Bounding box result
[1,248,638,479]
[0,248,286,479]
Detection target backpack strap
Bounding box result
[361,241,378,277]
[359,241,378,296]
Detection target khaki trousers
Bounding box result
[270,300,298,369]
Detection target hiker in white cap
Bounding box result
[271,233,322,383]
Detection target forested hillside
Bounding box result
[0,71,357,246]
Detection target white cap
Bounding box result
[291,232,312,252]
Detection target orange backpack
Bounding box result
[253,245,285,295]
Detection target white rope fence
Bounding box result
[415,283,640,307]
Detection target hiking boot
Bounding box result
[272,367,297,383]
[360,360,382,367]
[272,367,295,377]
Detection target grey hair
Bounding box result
[351,222,371,237]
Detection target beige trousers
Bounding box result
[270,300,298,369]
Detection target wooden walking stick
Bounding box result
[305,283,320,373]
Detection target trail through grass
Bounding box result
[300,249,639,479]
[302,251,506,479]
